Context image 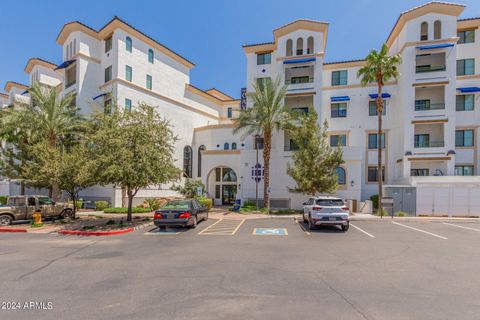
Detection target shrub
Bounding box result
[143,198,162,211]
[69,200,83,209]
[95,201,110,211]
[243,200,256,207]
[172,179,205,198]
[103,207,152,214]
[370,194,379,209]
[395,211,407,217]
[197,197,212,211]
[0,196,7,205]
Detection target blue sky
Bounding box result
[1,0,479,98]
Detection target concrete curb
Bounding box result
[57,221,154,236]
[0,227,28,233]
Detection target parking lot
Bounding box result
[2,218,480,320]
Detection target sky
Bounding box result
[1,0,479,98]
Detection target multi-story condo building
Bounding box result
[1,2,479,212]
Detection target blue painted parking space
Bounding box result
[253,228,288,236]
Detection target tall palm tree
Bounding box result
[357,44,401,217]
[233,77,288,209]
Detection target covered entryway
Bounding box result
[207,167,238,205]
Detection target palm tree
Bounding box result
[233,77,289,209]
[357,44,401,217]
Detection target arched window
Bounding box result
[434,20,441,40]
[148,49,154,63]
[183,146,192,178]
[296,38,304,55]
[231,142,237,150]
[420,22,428,41]
[197,145,206,177]
[336,167,346,185]
[222,168,237,182]
[286,39,293,56]
[126,36,132,52]
[307,36,314,54]
[224,142,229,150]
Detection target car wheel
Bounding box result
[60,209,72,219]
[191,216,197,229]
[342,222,349,232]
[204,212,208,222]
[302,213,308,223]
[0,214,13,226]
[308,217,316,230]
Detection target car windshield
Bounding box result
[162,200,191,210]
[316,199,344,206]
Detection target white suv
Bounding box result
[302,196,350,231]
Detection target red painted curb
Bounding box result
[58,228,134,236]
[0,228,28,233]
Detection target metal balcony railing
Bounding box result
[415,65,446,73]
[414,102,445,111]
[414,141,445,148]
[285,77,314,85]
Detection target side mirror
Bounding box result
[302,202,307,206]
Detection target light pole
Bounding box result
[255,134,260,211]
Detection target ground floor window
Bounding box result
[336,167,346,185]
[455,165,474,176]
[368,166,385,182]
[411,169,429,176]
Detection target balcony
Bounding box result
[414,140,445,148]
[284,65,314,92]
[413,123,446,153]
[415,101,445,111]
[414,86,446,117]
[415,65,446,73]
[415,52,446,74]
[285,76,314,85]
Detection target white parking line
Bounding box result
[350,223,375,238]
[392,221,447,240]
[443,222,480,232]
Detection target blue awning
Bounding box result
[93,93,107,100]
[457,87,480,93]
[369,93,391,99]
[54,59,76,70]
[416,43,454,50]
[331,96,350,102]
[283,57,316,65]
[21,89,29,95]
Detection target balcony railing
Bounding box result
[285,77,314,85]
[414,102,445,111]
[415,65,446,73]
[414,141,445,148]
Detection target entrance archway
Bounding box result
[207,167,238,205]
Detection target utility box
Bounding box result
[384,186,416,216]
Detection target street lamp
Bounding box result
[255,134,260,211]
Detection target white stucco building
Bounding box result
[1,2,480,211]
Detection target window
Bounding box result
[455,165,474,176]
[457,59,475,76]
[38,197,54,205]
[215,168,221,182]
[331,103,347,118]
[125,65,132,82]
[455,129,474,147]
[104,96,112,114]
[456,95,474,111]
[286,39,293,56]
[222,168,237,182]
[292,107,309,115]
[148,49,154,63]
[197,145,206,177]
[183,146,193,178]
[227,107,233,118]
[331,70,347,86]
[414,134,430,148]
[330,135,346,147]
[257,53,271,65]
[369,100,386,116]
[296,38,303,55]
[105,35,113,53]
[336,167,346,185]
[420,22,428,41]
[368,166,385,182]
[415,99,431,111]
[411,169,429,176]
[255,136,264,149]
[288,139,299,151]
[434,20,441,40]
[232,142,237,150]
[126,36,132,53]
[224,142,229,150]
[125,98,132,111]
[458,30,475,44]
[65,63,77,88]
[368,133,385,149]
[307,36,314,54]
[104,66,112,83]
[146,74,152,90]
[28,197,36,206]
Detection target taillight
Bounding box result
[312,206,322,211]
[341,206,349,211]
[154,212,163,219]
[178,212,191,219]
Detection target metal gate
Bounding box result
[384,186,416,216]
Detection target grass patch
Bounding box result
[31,223,44,228]
[82,226,96,230]
[103,207,152,214]
[105,220,115,225]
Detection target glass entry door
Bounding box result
[222,185,237,205]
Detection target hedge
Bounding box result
[103,207,152,214]
[0,196,7,205]
[197,197,212,211]
[370,194,379,209]
[95,201,109,211]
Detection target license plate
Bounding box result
[329,217,336,221]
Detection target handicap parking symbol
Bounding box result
[253,228,288,236]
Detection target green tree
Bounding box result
[233,77,289,209]
[90,103,181,222]
[357,44,401,217]
[172,179,206,198]
[286,110,344,195]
